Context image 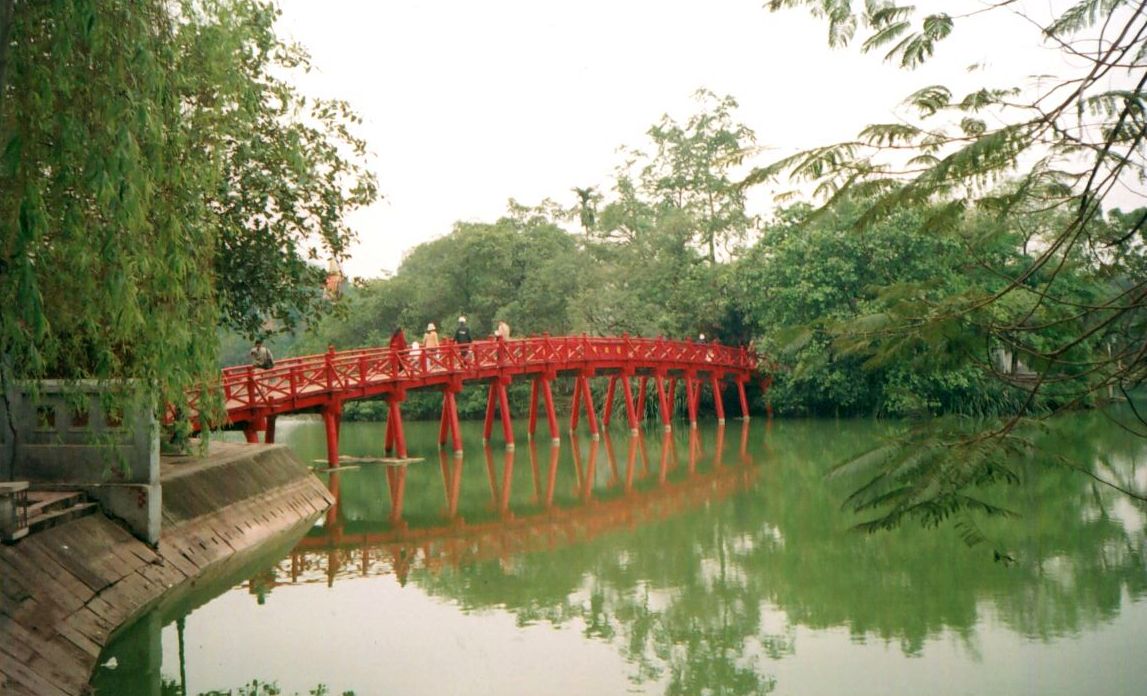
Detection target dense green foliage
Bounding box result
[748,0,1147,530]
[0,0,375,409]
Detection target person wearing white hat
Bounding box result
[419,322,440,372]
[422,322,440,349]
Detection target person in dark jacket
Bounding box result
[454,316,472,363]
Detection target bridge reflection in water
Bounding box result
[250,421,755,595]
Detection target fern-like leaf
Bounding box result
[904,85,952,116]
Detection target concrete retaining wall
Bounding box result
[0,441,333,696]
[1,380,162,544]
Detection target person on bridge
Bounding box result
[494,319,511,340]
[422,322,440,371]
[250,339,274,369]
[389,327,408,373]
[454,316,472,364]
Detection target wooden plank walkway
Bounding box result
[0,442,333,696]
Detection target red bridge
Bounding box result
[201,335,763,468]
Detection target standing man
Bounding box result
[250,339,274,369]
[454,316,472,364]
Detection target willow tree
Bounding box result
[749,1,1147,534]
[0,0,376,409]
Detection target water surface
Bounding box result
[93,411,1147,695]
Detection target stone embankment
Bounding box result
[0,442,332,695]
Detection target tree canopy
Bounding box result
[745,0,1147,531]
[0,0,376,407]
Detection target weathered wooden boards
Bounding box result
[0,442,333,696]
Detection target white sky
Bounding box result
[274,0,1098,280]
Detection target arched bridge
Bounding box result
[199,335,763,468]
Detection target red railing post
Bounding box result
[245,365,258,408]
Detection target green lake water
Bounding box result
[92,410,1147,695]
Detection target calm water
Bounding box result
[93,411,1147,695]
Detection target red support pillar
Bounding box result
[496,379,515,449]
[692,377,702,422]
[737,378,750,420]
[439,394,450,447]
[601,376,618,427]
[483,379,516,448]
[322,403,341,469]
[579,374,599,439]
[710,376,726,424]
[385,394,408,458]
[244,427,259,443]
[438,388,463,454]
[384,406,395,456]
[265,415,277,444]
[656,375,672,431]
[541,376,559,443]
[569,377,581,433]
[483,382,497,442]
[621,375,638,432]
[528,378,540,439]
[448,391,463,454]
[636,376,648,425]
[685,377,698,427]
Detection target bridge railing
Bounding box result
[209,335,758,415]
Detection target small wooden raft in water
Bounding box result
[312,455,425,467]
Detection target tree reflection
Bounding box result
[236,411,1147,693]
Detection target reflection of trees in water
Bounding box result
[261,414,1144,693]
[976,410,1147,640]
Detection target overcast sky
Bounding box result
[274,0,1093,280]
